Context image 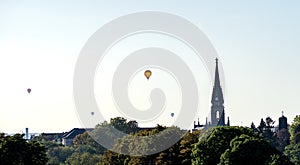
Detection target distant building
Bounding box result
[194,58,229,130]
[279,112,288,130]
[31,132,65,143]
[61,128,93,146]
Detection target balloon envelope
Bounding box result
[144,70,152,80]
[171,113,174,117]
[27,88,31,94]
[91,112,94,115]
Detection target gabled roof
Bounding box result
[62,128,93,139]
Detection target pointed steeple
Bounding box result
[211,58,224,104]
[214,58,221,87]
[211,58,225,126]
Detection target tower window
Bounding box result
[216,111,220,119]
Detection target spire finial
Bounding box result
[215,58,218,63]
[282,110,284,116]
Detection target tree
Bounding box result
[191,126,257,165]
[290,115,300,144]
[73,132,105,154]
[266,154,293,165]
[65,152,102,165]
[284,143,300,165]
[0,134,48,165]
[101,149,129,165]
[179,130,203,165]
[110,125,168,163]
[109,117,139,134]
[295,132,300,144]
[46,145,74,164]
[266,117,275,129]
[257,117,278,149]
[219,134,287,165]
[110,117,128,133]
[155,139,181,165]
[258,118,266,133]
[284,115,300,164]
[101,124,195,165]
[250,122,256,132]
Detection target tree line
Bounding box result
[1,115,300,164]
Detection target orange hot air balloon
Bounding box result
[144,70,152,80]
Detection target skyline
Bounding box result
[1,1,300,133]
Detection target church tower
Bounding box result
[210,58,225,126]
[193,58,228,130]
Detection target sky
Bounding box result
[0,0,300,133]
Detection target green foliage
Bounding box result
[65,152,102,165]
[219,134,279,165]
[101,150,129,165]
[27,116,296,164]
[266,154,293,165]
[44,131,106,164]
[73,132,105,154]
[192,126,256,165]
[0,134,48,165]
[284,143,300,165]
[90,117,140,152]
[179,130,203,165]
[254,117,280,150]
[283,115,300,164]
[155,139,181,165]
[101,125,169,164]
[110,117,139,134]
[101,125,201,165]
[258,118,266,133]
[46,145,74,164]
[192,126,292,165]
[290,115,300,144]
[262,129,278,150]
[266,117,275,128]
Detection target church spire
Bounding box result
[211,58,225,126]
[214,58,221,87]
[211,58,224,104]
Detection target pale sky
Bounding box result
[0,0,300,133]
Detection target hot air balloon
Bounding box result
[171,113,174,117]
[144,70,152,80]
[27,88,31,94]
[91,112,94,116]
